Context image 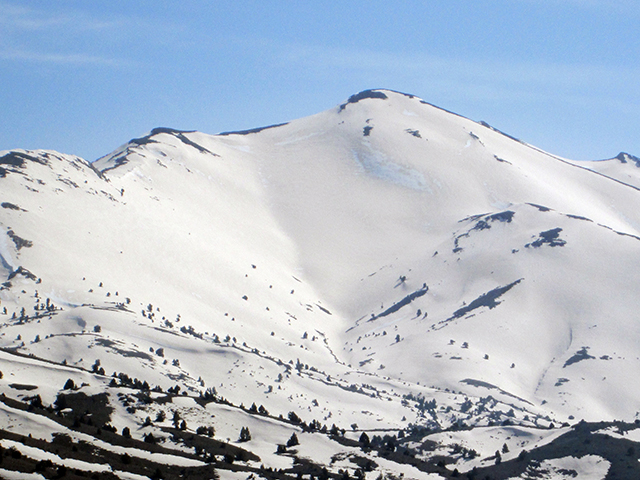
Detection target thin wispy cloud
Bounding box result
[0,47,129,67]
[0,1,154,67]
[275,42,640,95]
[514,0,640,14]
[0,1,128,31]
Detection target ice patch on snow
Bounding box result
[0,235,15,272]
[275,131,326,146]
[352,145,426,191]
[227,144,252,153]
[402,109,418,116]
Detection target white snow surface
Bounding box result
[506,454,610,479]
[0,469,46,480]
[1,89,640,475]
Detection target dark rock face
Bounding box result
[339,90,389,111]
[449,279,522,320]
[525,228,566,248]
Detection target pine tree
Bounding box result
[286,432,299,447]
[239,426,251,442]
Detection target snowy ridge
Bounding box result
[0,90,639,479]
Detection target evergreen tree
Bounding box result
[239,426,251,442]
[286,432,299,447]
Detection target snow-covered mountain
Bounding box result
[1,89,639,479]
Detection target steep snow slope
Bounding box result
[1,89,640,448]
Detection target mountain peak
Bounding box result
[338,88,423,112]
[615,151,640,165]
[3,91,640,478]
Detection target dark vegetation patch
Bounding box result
[56,176,79,188]
[8,383,38,390]
[8,266,37,281]
[478,120,523,143]
[6,229,33,250]
[452,242,465,254]
[0,151,53,177]
[470,211,515,232]
[316,304,332,315]
[405,129,422,138]
[0,419,220,479]
[0,152,27,168]
[83,157,107,179]
[339,90,389,111]
[101,128,220,174]
[596,223,640,242]
[94,337,153,361]
[129,136,160,147]
[218,122,289,136]
[173,133,218,155]
[458,213,490,223]
[453,211,515,252]
[129,128,218,156]
[471,420,640,480]
[0,391,364,479]
[55,391,113,426]
[487,211,515,223]
[150,127,196,136]
[99,154,129,173]
[459,379,533,405]
[525,228,566,248]
[458,211,514,227]
[1,202,25,211]
[494,155,512,164]
[368,284,428,321]
[445,279,523,322]
[563,347,595,368]
[94,338,116,348]
[565,214,593,222]
[0,151,49,168]
[348,455,378,472]
[161,426,260,463]
[527,203,552,212]
[615,152,640,166]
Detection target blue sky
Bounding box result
[1,1,638,161]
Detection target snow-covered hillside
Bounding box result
[1,89,639,479]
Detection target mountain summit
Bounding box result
[1,89,639,479]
